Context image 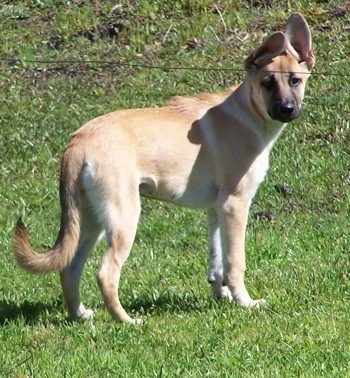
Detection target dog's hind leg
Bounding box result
[96,184,141,323]
[207,208,233,300]
[60,196,104,320]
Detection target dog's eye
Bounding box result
[290,77,301,87]
[262,75,275,90]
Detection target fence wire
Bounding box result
[1,57,350,78]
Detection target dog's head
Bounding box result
[244,13,315,123]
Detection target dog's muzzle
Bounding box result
[269,100,300,123]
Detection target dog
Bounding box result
[13,13,314,323]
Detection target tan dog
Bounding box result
[13,13,314,323]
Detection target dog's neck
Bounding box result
[222,82,286,147]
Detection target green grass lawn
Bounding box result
[0,0,349,376]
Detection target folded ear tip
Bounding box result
[273,31,286,41]
[245,14,313,71]
[244,32,286,70]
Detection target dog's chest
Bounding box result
[245,149,270,199]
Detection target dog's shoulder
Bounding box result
[165,87,237,116]
[164,95,200,116]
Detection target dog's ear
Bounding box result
[244,32,285,70]
[284,13,315,71]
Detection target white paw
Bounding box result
[230,286,267,308]
[79,309,95,320]
[212,284,234,300]
[130,318,143,325]
[219,286,234,300]
[244,298,267,308]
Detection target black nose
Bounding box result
[279,101,295,115]
[269,99,299,122]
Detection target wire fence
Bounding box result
[1,57,350,78]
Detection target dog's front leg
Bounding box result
[207,208,233,300]
[218,196,265,307]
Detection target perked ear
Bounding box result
[284,13,315,71]
[245,31,286,70]
[245,13,315,72]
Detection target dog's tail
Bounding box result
[13,147,81,274]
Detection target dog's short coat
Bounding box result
[14,13,314,323]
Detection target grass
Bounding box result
[0,0,349,376]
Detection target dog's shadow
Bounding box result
[0,291,210,325]
[126,291,211,318]
[0,299,64,326]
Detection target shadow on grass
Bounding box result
[0,299,64,326]
[125,291,214,317]
[1,292,219,325]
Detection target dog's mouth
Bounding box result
[268,101,300,123]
